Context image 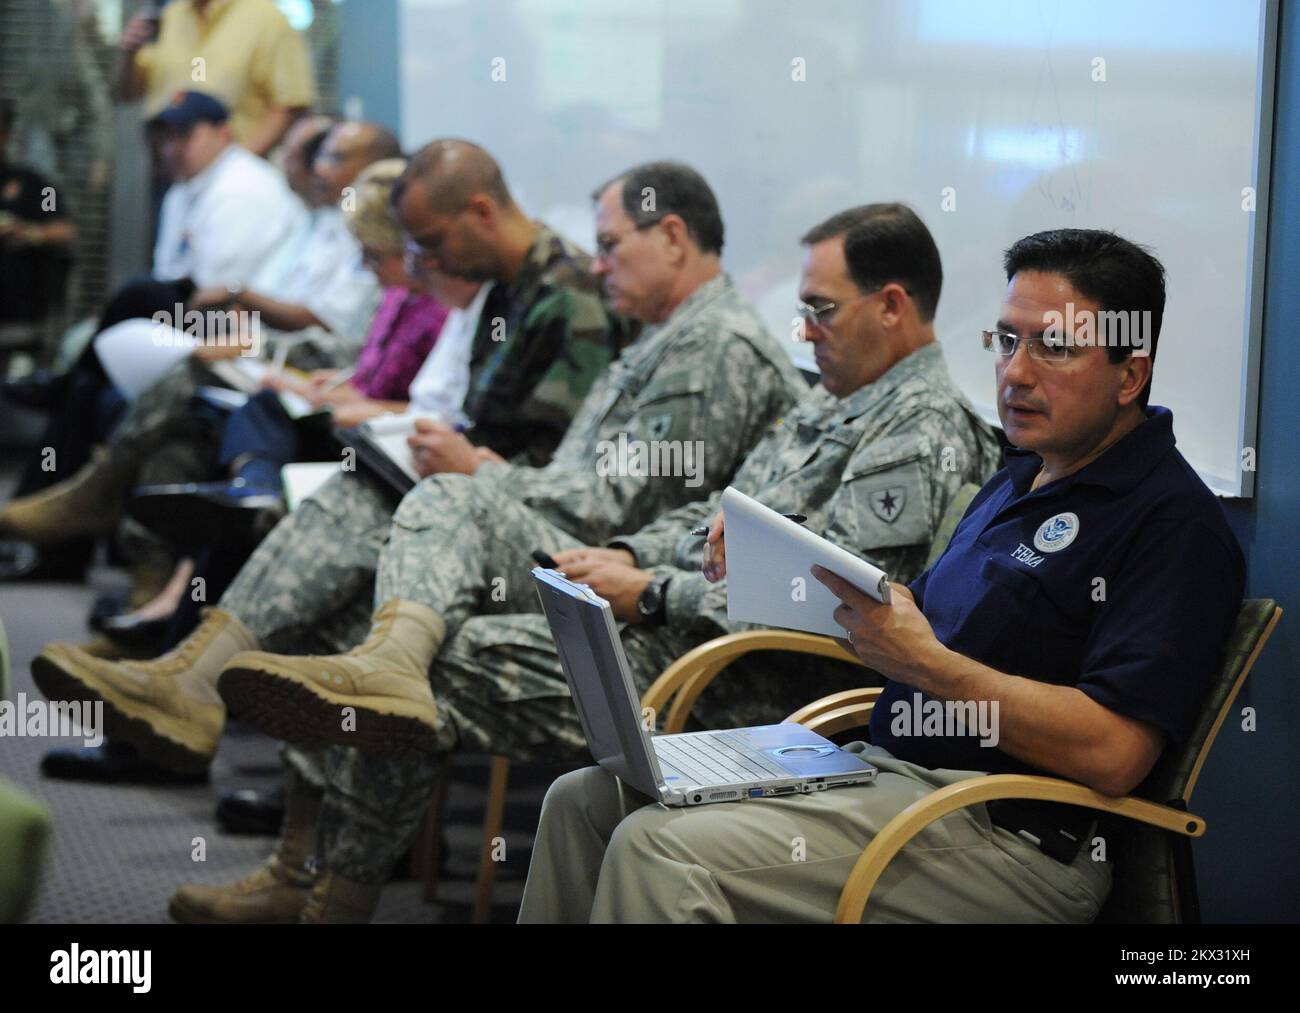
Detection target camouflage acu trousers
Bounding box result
[230,471,868,882]
[225,468,601,804]
[217,467,393,654]
[313,613,871,884]
[315,610,697,883]
[315,474,871,882]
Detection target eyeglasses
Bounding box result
[795,300,842,330]
[981,329,1072,363]
[796,287,897,331]
[404,236,442,262]
[594,218,661,259]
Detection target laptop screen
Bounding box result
[532,568,664,799]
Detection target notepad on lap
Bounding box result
[360,411,441,485]
[281,462,339,511]
[335,410,448,494]
[203,358,324,420]
[721,486,891,638]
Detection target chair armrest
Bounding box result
[834,773,1205,924]
[796,701,878,737]
[642,630,863,733]
[785,687,882,726]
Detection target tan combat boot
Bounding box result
[299,870,384,924]
[169,770,322,924]
[31,608,259,774]
[218,599,444,756]
[0,446,134,544]
[74,633,156,661]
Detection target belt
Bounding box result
[987,798,1097,865]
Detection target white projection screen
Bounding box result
[397,0,1277,496]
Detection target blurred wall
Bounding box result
[337,0,401,130]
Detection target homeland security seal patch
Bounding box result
[1033,511,1080,553]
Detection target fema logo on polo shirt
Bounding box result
[1033,511,1080,553]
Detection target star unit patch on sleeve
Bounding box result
[869,485,906,524]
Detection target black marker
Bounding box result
[532,549,560,569]
[690,513,806,536]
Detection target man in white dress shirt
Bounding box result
[150,90,305,289]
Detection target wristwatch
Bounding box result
[636,573,672,626]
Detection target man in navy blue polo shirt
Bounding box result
[517,228,1245,923]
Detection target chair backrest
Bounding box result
[1141,598,1280,804]
[925,483,981,569]
[1098,598,1280,923]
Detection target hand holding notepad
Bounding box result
[721,486,891,638]
[359,410,446,484]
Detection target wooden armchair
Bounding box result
[654,599,1280,923]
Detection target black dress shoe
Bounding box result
[0,539,40,580]
[88,587,133,630]
[215,784,286,835]
[0,539,90,582]
[41,741,209,785]
[1,368,68,410]
[129,479,284,549]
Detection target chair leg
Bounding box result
[472,756,511,924]
[414,755,453,903]
[1171,832,1201,924]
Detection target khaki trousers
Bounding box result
[518,744,1112,923]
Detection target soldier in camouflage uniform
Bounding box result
[163,203,999,922]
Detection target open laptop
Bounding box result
[533,567,877,806]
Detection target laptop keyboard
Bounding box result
[654,731,791,786]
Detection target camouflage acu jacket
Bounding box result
[462,222,637,466]
[613,342,1004,633]
[474,273,806,545]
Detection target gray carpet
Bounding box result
[0,452,572,924]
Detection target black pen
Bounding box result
[532,549,560,569]
[690,513,806,536]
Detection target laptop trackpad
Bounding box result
[739,724,877,776]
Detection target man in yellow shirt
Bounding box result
[113,0,315,157]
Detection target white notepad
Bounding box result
[357,411,448,485]
[204,358,323,420]
[93,320,191,400]
[281,462,340,511]
[721,486,891,638]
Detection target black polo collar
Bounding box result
[1004,406,1177,498]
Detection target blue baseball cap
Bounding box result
[150,90,230,130]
